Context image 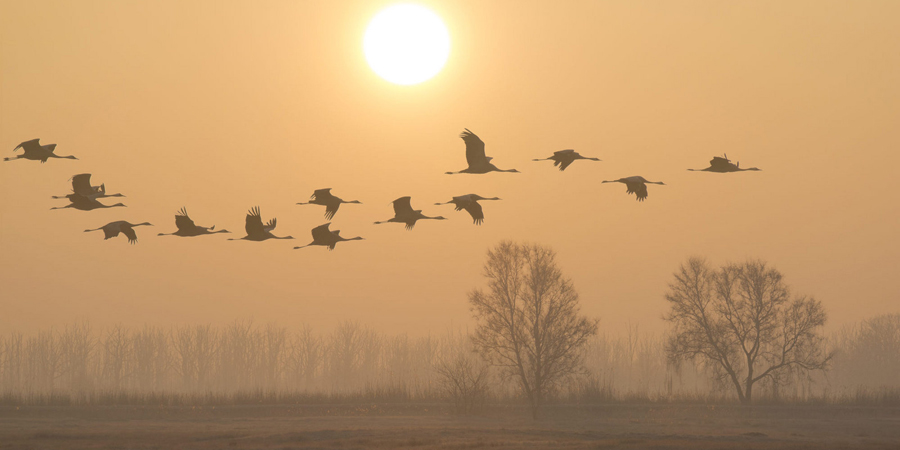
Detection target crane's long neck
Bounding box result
[49,154,78,159]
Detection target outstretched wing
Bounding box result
[324,202,340,220]
[462,201,485,225]
[71,174,94,196]
[264,218,277,232]
[245,206,265,236]
[311,223,332,242]
[460,129,487,167]
[625,181,648,201]
[102,222,122,240]
[558,159,574,171]
[120,223,138,244]
[311,188,332,201]
[392,196,414,216]
[553,149,576,156]
[710,156,731,168]
[15,139,41,152]
[451,195,472,211]
[175,207,196,232]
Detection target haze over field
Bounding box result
[2,0,899,337]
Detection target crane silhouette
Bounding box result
[51,194,126,211]
[689,154,761,173]
[228,207,293,241]
[375,197,447,230]
[602,176,666,202]
[435,194,501,225]
[446,129,520,174]
[294,223,363,250]
[84,221,152,244]
[158,207,230,237]
[296,188,361,220]
[533,149,600,171]
[5,139,77,163]
[52,174,125,200]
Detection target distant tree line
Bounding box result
[0,242,897,414]
[0,315,896,407]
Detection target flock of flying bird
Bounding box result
[6,131,760,249]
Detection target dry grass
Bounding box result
[0,403,898,449]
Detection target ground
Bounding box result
[1,403,898,449]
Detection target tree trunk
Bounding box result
[530,389,542,419]
[743,361,754,405]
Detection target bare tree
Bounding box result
[664,257,832,404]
[469,241,598,418]
[288,325,321,389]
[60,322,95,393]
[434,333,491,414]
[101,325,131,390]
[830,313,900,389]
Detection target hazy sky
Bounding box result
[1,0,898,336]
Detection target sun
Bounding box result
[364,4,450,85]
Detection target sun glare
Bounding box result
[364,4,450,85]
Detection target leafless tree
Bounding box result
[60,322,95,393]
[24,331,62,392]
[1,333,24,392]
[101,325,132,390]
[288,325,322,389]
[469,241,598,418]
[174,325,217,391]
[830,313,900,390]
[434,334,491,414]
[664,257,832,404]
[131,326,170,391]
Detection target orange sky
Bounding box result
[1,0,898,336]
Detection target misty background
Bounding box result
[2,1,898,341]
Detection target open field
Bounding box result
[1,403,898,449]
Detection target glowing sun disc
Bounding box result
[364,4,450,85]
